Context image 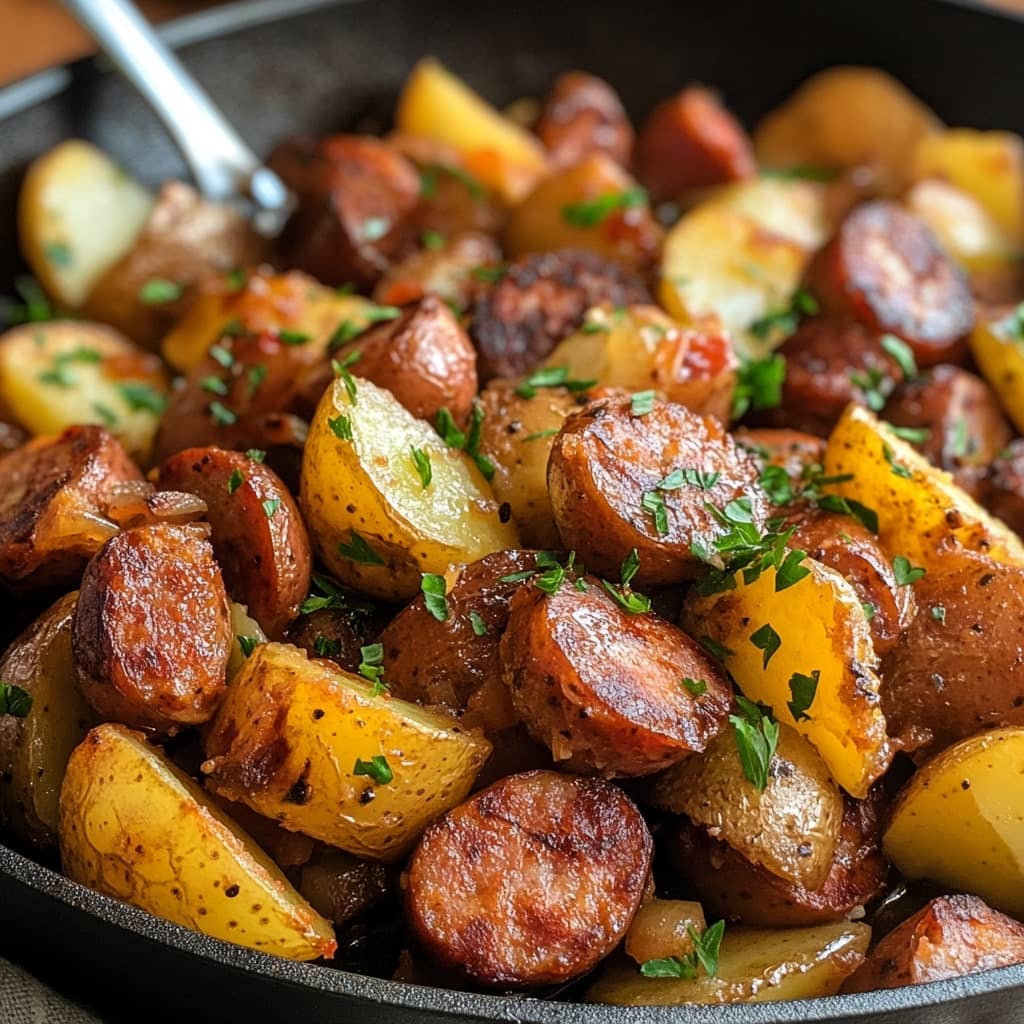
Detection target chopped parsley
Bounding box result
[731,354,786,420]
[0,682,32,718]
[421,229,446,250]
[435,404,494,480]
[421,573,449,621]
[931,604,947,624]
[515,366,597,399]
[328,415,352,440]
[730,695,780,792]
[642,489,668,535]
[562,186,648,228]
[788,669,820,721]
[681,677,708,697]
[420,163,486,201]
[278,329,310,346]
[353,755,392,785]
[246,448,266,463]
[358,643,386,692]
[893,556,926,586]
[338,531,385,565]
[209,401,237,426]
[469,610,487,637]
[631,390,656,416]
[262,498,281,519]
[888,424,931,444]
[300,573,376,616]
[410,446,432,489]
[43,241,73,268]
[138,278,183,304]
[313,634,342,658]
[600,549,652,614]
[201,376,229,395]
[880,334,918,380]
[118,381,167,414]
[882,443,913,479]
[749,287,819,341]
[641,920,725,980]
[226,468,244,494]
[237,635,261,658]
[209,344,234,368]
[750,623,781,668]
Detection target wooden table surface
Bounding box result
[1,0,1023,87]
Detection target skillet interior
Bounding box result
[1,0,1024,1021]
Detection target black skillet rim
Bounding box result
[1,0,1023,1019]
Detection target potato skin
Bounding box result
[331,294,478,425]
[842,895,1024,993]
[0,425,142,594]
[73,523,232,733]
[83,180,267,349]
[649,726,844,891]
[785,507,916,657]
[880,552,1024,756]
[0,592,94,847]
[535,71,634,169]
[157,447,311,638]
[500,576,731,776]
[476,381,581,548]
[406,770,652,987]
[668,791,889,928]
[548,395,768,586]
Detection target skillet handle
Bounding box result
[60,0,291,234]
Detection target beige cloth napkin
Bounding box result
[0,958,100,1024]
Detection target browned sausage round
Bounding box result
[470,249,651,380]
[331,294,478,425]
[635,86,756,202]
[153,330,310,466]
[534,71,635,170]
[0,425,142,594]
[804,200,974,367]
[72,523,231,733]
[984,439,1024,536]
[785,507,916,657]
[548,395,768,586]
[406,769,652,987]
[373,231,502,311]
[500,575,732,776]
[771,318,904,436]
[734,427,827,482]
[157,447,311,638]
[270,134,420,289]
[883,364,1011,498]
[669,791,889,928]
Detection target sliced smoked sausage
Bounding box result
[470,249,651,380]
[406,769,652,987]
[984,439,1024,536]
[500,576,732,776]
[72,523,232,733]
[804,200,974,367]
[157,447,311,638]
[548,395,767,586]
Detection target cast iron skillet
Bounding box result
[1,1,1024,1020]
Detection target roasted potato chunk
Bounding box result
[0,593,94,847]
[0,425,141,594]
[587,921,870,1005]
[72,523,232,733]
[157,448,312,638]
[843,895,1024,993]
[396,59,549,203]
[649,726,843,890]
[754,66,940,193]
[624,900,706,966]
[300,375,517,601]
[59,723,336,960]
[540,304,737,423]
[0,320,169,462]
[970,305,1024,436]
[884,728,1024,916]
[18,140,154,308]
[823,403,1024,570]
[202,642,491,861]
[82,180,267,348]
[503,154,661,271]
[476,381,580,548]
[298,848,393,928]
[684,558,891,798]
[548,395,767,586]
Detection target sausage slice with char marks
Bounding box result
[157,447,312,638]
[72,523,232,733]
[406,769,652,987]
[500,576,732,776]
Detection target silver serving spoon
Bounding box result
[60,0,292,236]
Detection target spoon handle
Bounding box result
[60,0,290,233]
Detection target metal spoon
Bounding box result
[60,0,292,236]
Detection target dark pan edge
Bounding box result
[2,0,1024,1019]
[4,840,1024,1022]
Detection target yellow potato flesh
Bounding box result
[684,559,890,798]
[18,140,153,307]
[824,404,1024,570]
[0,320,168,462]
[0,592,93,847]
[301,375,518,600]
[625,901,707,965]
[395,58,548,202]
[59,723,336,961]
[906,178,1019,273]
[202,643,491,861]
[912,129,1024,240]
[970,310,1024,436]
[587,921,870,1005]
[716,177,831,251]
[659,203,809,359]
[884,727,1024,918]
[161,271,374,373]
